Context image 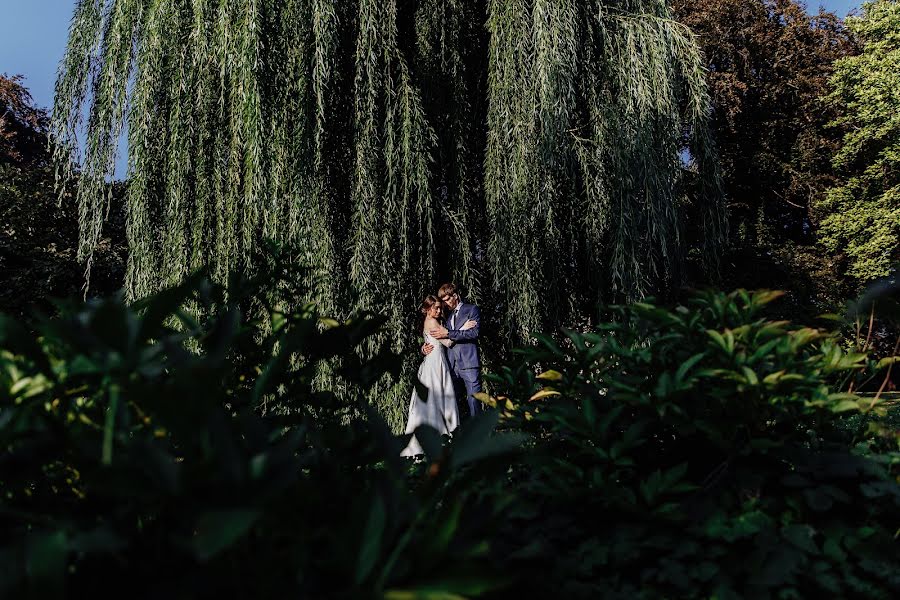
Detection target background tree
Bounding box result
[53,0,724,428]
[0,75,125,321]
[672,0,855,311]
[1,74,49,166]
[817,0,900,283]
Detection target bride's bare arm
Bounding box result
[425,317,454,348]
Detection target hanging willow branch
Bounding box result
[485,0,724,340]
[53,0,724,430]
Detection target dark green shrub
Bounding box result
[0,255,521,599]
[484,290,899,598]
[2,270,897,598]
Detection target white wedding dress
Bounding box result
[401,330,460,457]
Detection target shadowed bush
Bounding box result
[0,253,523,599]
[1,263,897,598]
[483,289,899,597]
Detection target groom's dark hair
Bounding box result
[437,283,457,298]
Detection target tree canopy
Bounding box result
[671,0,864,314]
[0,74,126,321]
[53,0,724,425]
[817,0,900,282]
[1,74,50,166]
[672,0,852,245]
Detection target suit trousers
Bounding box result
[455,366,482,418]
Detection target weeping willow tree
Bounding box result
[53,0,724,429]
[485,0,725,338]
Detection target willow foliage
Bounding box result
[54,0,723,428]
[485,0,724,338]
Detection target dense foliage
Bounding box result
[51,0,726,426]
[672,0,856,311]
[0,257,525,598]
[0,74,49,166]
[673,0,851,244]
[488,288,899,596]
[0,75,126,321]
[817,0,900,282]
[2,263,897,598]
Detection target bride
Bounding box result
[401,295,477,457]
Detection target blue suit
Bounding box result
[446,302,482,417]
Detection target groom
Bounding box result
[424,283,483,418]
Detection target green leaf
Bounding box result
[581,396,597,426]
[675,352,706,383]
[356,494,386,583]
[823,537,847,562]
[529,389,560,401]
[707,329,728,352]
[750,338,785,364]
[831,397,861,413]
[783,524,819,554]
[26,530,67,599]
[875,356,900,370]
[759,545,804,586]
[449,411,528,469]
[763,370,786,385]
[597,405,625,435]
[741,366,759,386]
[414,425,444,461]
[859,481,896,499]
[193,510,259,560]
[694,561,719,582]
[640,470,662,504]
[532,333,563,355]
[426,501,463,555]
[536,369,563,381]
[71,528,126,554]
[752,290,786,307]
[661,462,689,488]
[804,488,834,512]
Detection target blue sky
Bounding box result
[0,0,862,175]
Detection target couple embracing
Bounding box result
[401,283,483,457]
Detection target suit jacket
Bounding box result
[447,302,481,370]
